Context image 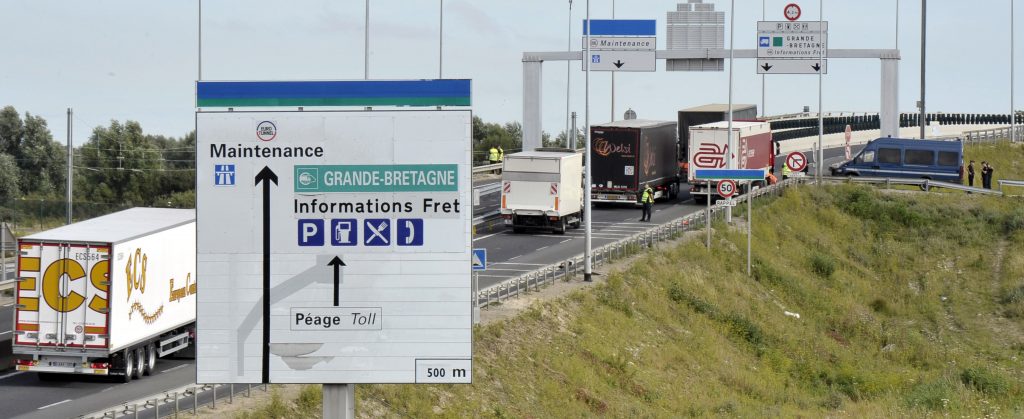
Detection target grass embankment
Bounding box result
[236,183,1024,418]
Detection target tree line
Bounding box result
[0,107,574,226]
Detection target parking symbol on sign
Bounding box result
[298,219,324,246]
[214,164,235,186]
[364,219,390,246]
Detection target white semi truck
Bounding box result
[12,208,196,382]
[500,149,584,234]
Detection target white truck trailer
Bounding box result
[500,149,584,234]
[688,121,774,204]
[12,208,196,382]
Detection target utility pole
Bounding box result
[584,0,593,282]
[919,0,926,139]
[66,108,73,224]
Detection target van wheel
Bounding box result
[121,350,134,383]
[144,343,157,376]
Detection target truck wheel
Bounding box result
[512,227,525,234]
[144,343,157,376]
[121,350,134,383]
[553,219,566,235]
[133,348,145,379]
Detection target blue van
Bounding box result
[830,137,963,182]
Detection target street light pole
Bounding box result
[817,0,824,184]
[610,0,615,123]
[1012,0,1016,143]
[439,0,443,79]
[584,0,593,282]
[919,0,926,139]
[365,0,370,80]
[567,0,573,147]
[725,0,735,223]
[66,108,72,224]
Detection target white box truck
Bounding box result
[12,208,196,382]
[688,121,774,204]
[500,149,584,234]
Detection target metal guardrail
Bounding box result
[820,175,1003,195]
[79,383,269,419]
[474,177,799,307]
[963,125,1024,143]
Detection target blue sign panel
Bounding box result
[298,219,325,246]
[582,19,657,36]
[330,219,358,246]
[214,164,236,186]
[693,169,767,180]
[472,249,487,271]
[363,219,391,246]
[396,219,424,246]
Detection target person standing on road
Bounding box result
[967,160,976,187]
[488,146,499,164]
[981,161,994,189]
[639,184,654,222]
[782,161,792,180]
[766,167,778,185]
[498,145,505,163]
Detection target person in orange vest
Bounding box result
[766,167,778,185]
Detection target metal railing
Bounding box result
[821,175,1003,195]
[963,125,1024,143]
[475,178,797,307]
[79,383,269,419]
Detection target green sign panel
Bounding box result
[294,164,459,193]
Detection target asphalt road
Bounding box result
[0,143,859,418]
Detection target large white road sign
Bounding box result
[196,109,472,384]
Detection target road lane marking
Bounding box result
[559,239,572,244]
[0,371,25,380]
[491,262,545,266]
[161,364,189,374]
[2,302,13,307]
[38,399,72,410]
[0,330,11,336]
[480,268,535,272]
[473,232,502,241]
[508,255,521,260]
[536,246,548,251]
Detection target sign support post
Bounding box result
[705,184,711,249]
[323,384,355,419]
[747,180,752,276]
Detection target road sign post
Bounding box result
[196,80,474,388]
[786,151,808,173]
[693,169,765,251]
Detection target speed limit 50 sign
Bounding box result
[717,179,737,198]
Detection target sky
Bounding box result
[2,0,1022,145]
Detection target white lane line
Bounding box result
[536,246,549,251]
[2,302,13,307]
[528,234,573,238]
[0,330,11,336]
[0,371,25,380]
[559,239,572,244]
[100,386,117,393]
[161,364,189,374]
[480,268,535,272]
[490,262,545,266]
[38,399,72,410]
[473,232,503,241]
[508,255,521,261]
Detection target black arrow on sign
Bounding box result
[613,60,625,68]
[761,63,773,72]
[327,256,347,306]
[812,63,822,72]
[254,166,277,384]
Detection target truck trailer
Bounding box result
[500,149,584,234]
[12,208,196,382]
[678,104,758,175]
[688,121,774,204]
[590,120,680,204]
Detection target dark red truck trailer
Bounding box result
[590,120,680,204]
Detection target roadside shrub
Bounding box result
[905,379,952,410]
[960,367,1009,396]
[810,253,836,279]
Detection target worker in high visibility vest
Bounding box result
[782,162,792,180]
[488,146,499,164]
[639,184,655,222]
[498,145,505,162]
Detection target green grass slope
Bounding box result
[343,185,1023,418]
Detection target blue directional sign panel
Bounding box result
[583,19,657,36]
[396,219,424,246]
[297,219,325,246]
[472,248,487,271]
[693,169,767,180]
